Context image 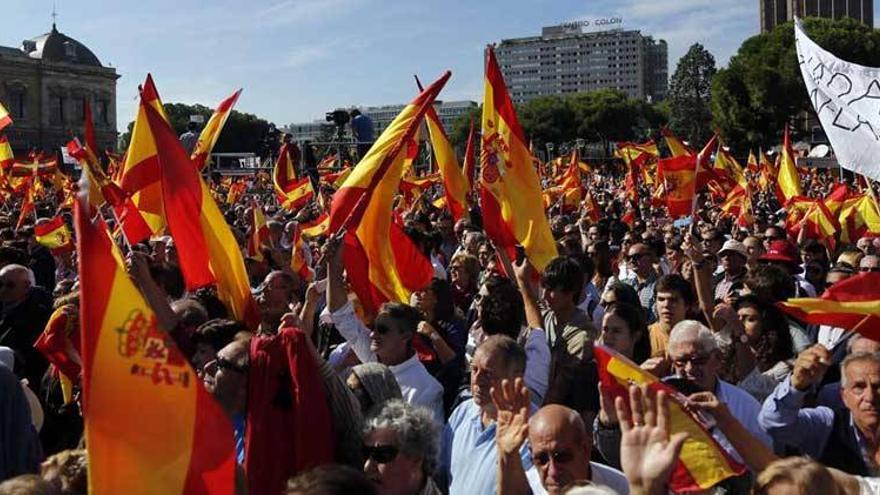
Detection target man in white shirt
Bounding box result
[324,237,444,423]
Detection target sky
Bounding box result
[3,0,863,127]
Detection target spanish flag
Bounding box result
[192,89,242,171]
[481,47,557,271]
[120,74,168,237]
[0,100,11,131]
[758,149,776,192]
[785,197,840,247]
[839,194,880,244]
[780,273,880,337]
[141,95,260,329]
[329,71,449,316]
[713,147,747,190]
[274,143,315,211]
[657,155,697,218]
[247,200,270,261]
[0,135,13,170]
[417,76,469,221]
[776,126,802,204]
[301,212,329,238]
[290,224,313,282]
[661,127,692,158]
[15,177,35,230]
[74,186,235,495]
[34,216,73,255]
[34,304,81,404]
[557,151,583,213]
[595,345,745,491]
[746,150,759,173]
[320,166,352,189]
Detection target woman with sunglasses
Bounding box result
[362,400,441,495]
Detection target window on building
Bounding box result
[6,88,25,119]
[72,97,85,123]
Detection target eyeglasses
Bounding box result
[627,253,647,262]
[0,281,15,289]
[532,449,575,466]
[374,322,395,335]
[363,444,400,464]
[861,267,880,273]
[208,356,248,375]
[672,354,710,368]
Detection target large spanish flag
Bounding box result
[780,273,880,337]
[418,78,468,222]
[120,74,168,236]
[75,186,235,495]
[657,155,696,218]
[329,71,450,317]
[481,47,557,271]
[141,97,260,329]
[776,126,802,204]
[192,89,242,171]
[595,346,745,491]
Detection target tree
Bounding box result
[518,95,577,148]
[449,105,482,149]
[668,43,717,147]
[570,89,645,152]
[118,102,273,155]
[711,17,880,151]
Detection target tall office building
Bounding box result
[492,24,668,105]
[761,0,873,32]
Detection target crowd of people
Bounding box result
[1,141,880,495]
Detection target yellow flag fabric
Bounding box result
[777,127,802,203]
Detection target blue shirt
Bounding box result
[350,114,374,142]
[441,399,533,495]
[759,376,846,458]
[233,413,246,465]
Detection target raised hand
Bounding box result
[791,344,832,391]
[616,385,689,495]
[491,377,530,457]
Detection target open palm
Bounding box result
[491,377,530,456]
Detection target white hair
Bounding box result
[840,352,880,388]
[562,484,619,495]
[668,320,719,354]
[0,264,35,288]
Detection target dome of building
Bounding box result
[19,24,102,67]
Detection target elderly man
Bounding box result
[759,346,880,476]
[860,255,880,274]
[0,264,52,390]
[203,339,250,463]
[714,239,748,302]
[256,270,298,335]
[494,378,628,494]
[441,335,530,495]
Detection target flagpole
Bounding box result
[830,314,873,352]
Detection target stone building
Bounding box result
[0,23,118,153]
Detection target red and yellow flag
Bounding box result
[247,200,270,261]
[595,345,745,491]
[776,126,802,204]
[34,304,81,404]
[839,193,880,244]
[74,189,235,495]
[0,100,11,132]
[329,71,450,316]
[290,224,314,282]
[0,135,13,170]
[758,149,777,192]
[557,150,583,213]
[746,150,759,173]
[34,216,74,255]
[142,96,259,329]
[301,212,329,238]
[16,178,35,230]
[120,74,168,237]
[192,89,242,170]
[480,47,557,271]
[320,166,352,189]
[657,155,696,218]
[418,77,469,222]
[713,147,747,190]
[780,273,880,337]
[661,127,692,158]
[274,143,315,211]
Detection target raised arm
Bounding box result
[513,257,543,331]
[493,378,531,495]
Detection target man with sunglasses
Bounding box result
[325,238,444,424]
[0,264,51,392]
[860,255,880,273]
[203,339,250,464]
[493,378,628,494]
[622,243,659,324]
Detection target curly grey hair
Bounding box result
[363,399,439,477]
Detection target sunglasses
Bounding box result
[363,444,399,464]
[532,449,575,466]
[627,253,647,262]
[861,267,880,273]
[210,357,248,374]
[0,281,15,289]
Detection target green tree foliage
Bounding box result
[118,102,273,154]
[711,17,880,151]
[449,105,482,149]
[668,43,716,147]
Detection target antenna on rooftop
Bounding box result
[51,1,58,30]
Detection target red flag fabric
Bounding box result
[657,155,696,218]
[779,272,880,337]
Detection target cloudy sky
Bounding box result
[2,0,841,126]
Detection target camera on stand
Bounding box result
[325,109,350,129]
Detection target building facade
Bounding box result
[761,0,873,32]
[0,24,119,153]
[492,24,668,105]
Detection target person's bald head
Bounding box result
[528,404,591,494]
[0,264,34,304]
